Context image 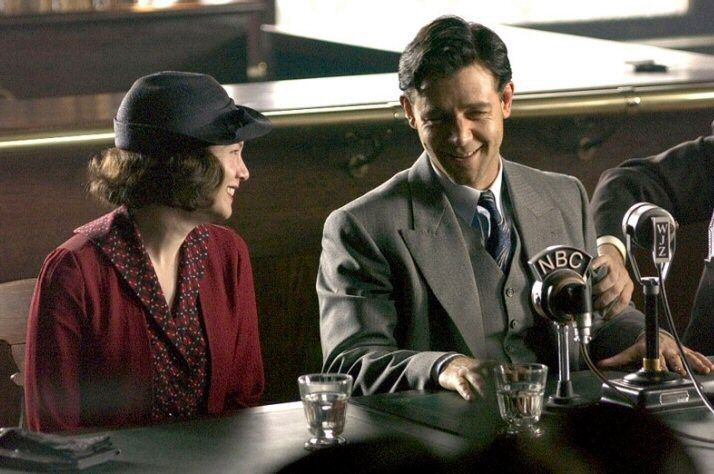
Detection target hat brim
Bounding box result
[114,104,272,154]
[192,105,273,145]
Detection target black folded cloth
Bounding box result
[0,427,119,470]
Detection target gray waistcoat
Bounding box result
[457,217,565,367]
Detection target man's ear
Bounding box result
[500,81,514,119]
[400,94,417,129]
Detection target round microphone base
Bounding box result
[623,369,682,386]
[545,379,594,411]
[545,393,593,412]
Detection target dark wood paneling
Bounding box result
[0,126,421,282]
[0,342,20,427]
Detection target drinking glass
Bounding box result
[298,373,353,450]
[493,363,548,437]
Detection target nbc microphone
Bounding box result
[529,246,594,409]
[529,246,593,344]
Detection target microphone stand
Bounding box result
[529,246,594,411]
[601,280,698,410]
[622,277,679,386]
[547,323,589,410]
[601,211,701,410]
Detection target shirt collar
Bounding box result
[429,157,505,225]
[75,207,210,298]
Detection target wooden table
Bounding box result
[43,401,465,473]
[1,369,711,473]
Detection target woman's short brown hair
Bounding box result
[87,147,223,211]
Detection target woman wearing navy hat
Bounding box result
[24,71,272,432]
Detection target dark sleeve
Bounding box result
[24,248,85,432]
[589,308,645,362]
[576,174,646,358]
[591,135,714,241]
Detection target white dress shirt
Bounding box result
[429,156,506,241]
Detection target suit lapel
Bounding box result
[399,154,487,358]
[503,161,566,263]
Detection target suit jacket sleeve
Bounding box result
[317,209,449,395]
[591,135,714,241]
[572,176,645,361]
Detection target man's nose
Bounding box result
[448,116,471,146]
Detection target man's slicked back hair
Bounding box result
[398,16,512,97]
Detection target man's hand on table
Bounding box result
[592,243,634,320]
[438,356,496,401]
[597,333,714,376]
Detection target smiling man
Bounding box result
[317,16,712,400]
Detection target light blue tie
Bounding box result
[476,190,512,271]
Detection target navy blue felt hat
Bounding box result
[114,71,272,154]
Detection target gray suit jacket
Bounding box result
[318,154,644,395]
